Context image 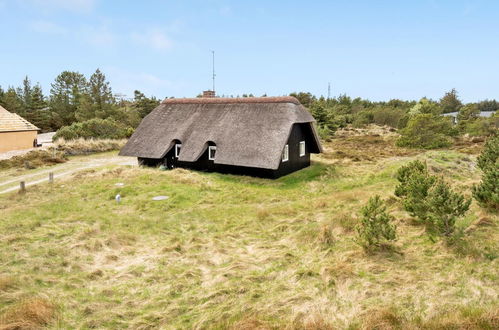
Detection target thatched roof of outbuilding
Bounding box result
[0,105,39,132]
[120,96,322,170]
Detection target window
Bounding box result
[208,146,217,160]
[299,141,305,157]
[175,144,182,157]
[282,144,289,162]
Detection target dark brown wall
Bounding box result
[138,123,313,179]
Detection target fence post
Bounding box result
[49,172,54,184]
[19,181,26,194]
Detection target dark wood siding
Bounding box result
[138,123,314,179]
[272,123,311,178]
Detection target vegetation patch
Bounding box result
[0,132,496,328]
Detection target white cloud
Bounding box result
[19,0,96,13]
[131,29,173,51]
[30,20,68,35]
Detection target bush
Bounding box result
[54,118,132,140]
[355,195,397,250]
[372,107,408,128]
[395,161,471,239]
[396,114,455,149]
[473,135,499,211]
[476,135,498,172]
[425,179,471,238]
[395,160,437,221]
[460,117,498,137]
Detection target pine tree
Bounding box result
[1,87,25,115]
[89,69,115,118]
[21,76,33,110]
[425,179,471,238]
[355,195,397,250]
[50,71,87,126]
[440,88,463,114]
[473,135,499,211]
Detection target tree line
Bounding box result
[290,89,498,148]
[0,69,159,136]
[1,71,497,144]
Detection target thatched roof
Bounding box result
[0,105,39,132]
[120,96,322,170]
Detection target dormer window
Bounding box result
[175,144,182,157]
[299,141,305,157]
[282,144,289,162]
[208,146,217,160]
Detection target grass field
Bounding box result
[0,132,497,329]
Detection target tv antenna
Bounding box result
[211,50,216,93]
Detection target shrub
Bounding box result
[476,135,498,172]
[472,169,498,211]
[396,114,454,149]
[355,195,397,250]
[395,161,471,239]
[372,106,408,128]
[54,118,132,140]
[425,179,471,238]
[473,135,499,211]
[395,160,437,221]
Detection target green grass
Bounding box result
[0,141,497,329]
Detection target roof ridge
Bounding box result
[161,96,300,105]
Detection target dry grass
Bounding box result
[54,138,127,156]
[0,127,497,328]
[0,298,55,330]
[0,150,66,170]
[0,138,126,170]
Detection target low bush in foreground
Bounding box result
[355,195,397,250]
[395,160,471,240]
[473,135,499,211]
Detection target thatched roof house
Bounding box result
[120,96,322,178]
[0,105,39,152]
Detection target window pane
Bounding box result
[282,144,289,162]
[209,146,216,160]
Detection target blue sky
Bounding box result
[1,0,498,101]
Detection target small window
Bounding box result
[299,141,305,157]
[282,144,289,162]
[208,146,217,160]
[175,144,182,157]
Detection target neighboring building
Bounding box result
[0,105,40,153]
[120,96,323,178]
[442,110,496,124]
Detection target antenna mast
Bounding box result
[327,82,331,99]
[211,50,216,93]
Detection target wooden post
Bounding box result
[19,181,26,194]
[49,172,54,184]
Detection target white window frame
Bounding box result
[282,144,289,162]
[208,146,217,160]
[175,144,182,157]
[299,141,306,157]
